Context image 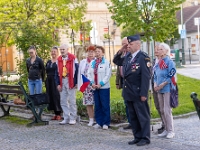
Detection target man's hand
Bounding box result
[118,44,128,54]
[141,96,147,101]
[57,85,62,92]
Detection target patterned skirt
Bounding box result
[83,85,94,105]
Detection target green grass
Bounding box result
[77,74,200,120]
[1,116,30,125]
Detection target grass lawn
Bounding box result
[77,74,200,120]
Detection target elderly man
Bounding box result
[113,35,151,146]
[115,37,131,130]
[56,44,79,125]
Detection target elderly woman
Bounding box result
[154,43,176,139]
[87,46,111,130]
[152,43,165,134]
[45,47,62,120]
[78,45,96,126]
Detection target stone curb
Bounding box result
[11,107,197,128]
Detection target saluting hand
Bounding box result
[118,44,128,54]
[141,96,147,101]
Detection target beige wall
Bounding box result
[183,0,200,7]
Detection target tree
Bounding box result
[0,0,87,84]
[107,0,185,54]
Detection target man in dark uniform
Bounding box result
[113,34,151,146]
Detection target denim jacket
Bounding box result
[154,56,176,93]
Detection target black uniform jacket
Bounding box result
[113,51,151,101]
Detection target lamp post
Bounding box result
[181,4,186,65]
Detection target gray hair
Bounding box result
[60,44,69,49]
[159,43,170,56]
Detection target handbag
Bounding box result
[170,85,179,108]
[29,93,49,106]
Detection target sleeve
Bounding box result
[140,56,151,97]
[39,58,45,82]
[87,61,94,85]
[113,52,124,66]
[73,62,79,86]
[77,60,83,90]
[165,59,176,83]
[99,61,112,86]
[26,59,29,73]
[54,64,60,86]
[115,66,120,85]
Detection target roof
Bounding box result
[176,5,200,33]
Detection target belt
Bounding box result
[62,74,69,78]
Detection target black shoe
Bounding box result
[158,126,165,134]
[128,139,140,145]
[136,140,150,146]
[123,124,132,130]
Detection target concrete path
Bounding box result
[177,62,200,80]
[0,113,200,150]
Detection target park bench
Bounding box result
[190,92,200,120]
[0,81,49,126]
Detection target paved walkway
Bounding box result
[0,113,200,150]
[177,61,200,80]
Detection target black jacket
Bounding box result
[26,56,45,81]
[113,51,151,101]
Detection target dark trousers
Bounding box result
[127,100,150,142]
[94,88,110,126]
[124,100,130,123]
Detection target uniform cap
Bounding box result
[127,34,140,43]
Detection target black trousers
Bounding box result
[127,100,150,142]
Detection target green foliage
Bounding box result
[108,0,185,42]
[77,74,200,122]
[0,0,87,85]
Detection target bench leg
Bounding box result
[27,105,49,127]
[0,105,10,118]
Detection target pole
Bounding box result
[108,25,111,64]
[199,18,200,63]
[181,4,185,65]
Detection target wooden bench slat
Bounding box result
[0,101,27,108]
[0,90,23,94]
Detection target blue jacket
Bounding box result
[154,56,176,93]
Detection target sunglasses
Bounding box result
[60,49,65,51]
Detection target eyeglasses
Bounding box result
[60,49,65,50]
[29,52,34,54]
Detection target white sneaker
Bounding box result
[93,124,101,129]
[87,118,94,126]
[158,130,168,137]
[166,132,175,139]
[103,125,108,130]
[69,120,76,125]
[59,120,69,125]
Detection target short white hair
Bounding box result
[159,43,170,56]
[60,44,69,49]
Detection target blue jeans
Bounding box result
[28,79,42,95]
[94,88,110,126]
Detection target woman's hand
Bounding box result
[96,84,101,89]
[92,84,96,89]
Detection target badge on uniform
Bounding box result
[132,63,140,72]
[147,62,151,67]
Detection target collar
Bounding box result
[131,50,140,60]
